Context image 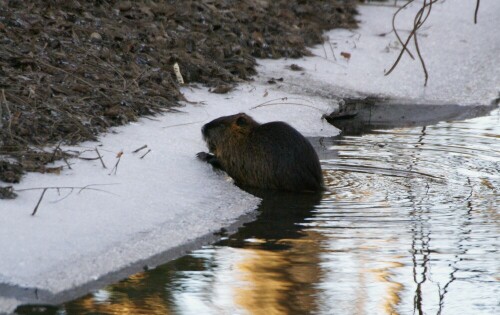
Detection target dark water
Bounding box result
[17,110,499,315]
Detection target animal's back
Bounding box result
[235,121,324,192]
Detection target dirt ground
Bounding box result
[0,0,357,196]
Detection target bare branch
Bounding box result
[32,188,48,216]
[16,183,117,193]
[412,0,435,86]
[109,151,123,175]
[17,184,117,216]
[392,0,416,60]
[385,0,439,85]
[250,102,324,112]
[132,145,148,153]
[474,0,480,24]
[140,149,152,159]
[95,148,107,168]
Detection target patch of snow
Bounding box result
[259,0,500,105]
[0,298,16,315]
[1,0,499,312]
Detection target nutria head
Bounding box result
[201,113,259,156]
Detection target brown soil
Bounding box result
[0,0,357,193]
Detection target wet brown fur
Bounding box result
[197,113,324,192]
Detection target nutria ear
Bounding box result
[236,115,247,126]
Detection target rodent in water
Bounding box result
[197,113,324,192]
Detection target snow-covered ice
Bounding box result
[260,0,500,105]
[1,0,499,313]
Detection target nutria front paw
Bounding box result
[196,152,211,161]
[197,152,224,170]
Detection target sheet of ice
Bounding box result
[259,0,500,105]
[1,0,499,313]
[0,70,338,313]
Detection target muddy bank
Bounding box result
[0,0,357,189]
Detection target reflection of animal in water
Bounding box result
[197,113,324,192]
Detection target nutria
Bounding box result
[197,113,324,192]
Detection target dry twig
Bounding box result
[109,151,123,175]
[16,184,116,216]
[31,188,47,216]
[162,120,205,129]
[391,0,416,60]
[474,0,480,24]
[386,0,482,86]
[385,0,438,86]
[132,145,148,153]
[95,148,107,168]
[250,97,323,112]
[140,149,152,159]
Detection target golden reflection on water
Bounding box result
[68,273,173,315]
[235,232,323,315]
[71,293,171,315]
[371,261,405,315]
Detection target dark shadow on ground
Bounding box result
[324,96,499,135]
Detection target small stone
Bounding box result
[90,32,102,42]
[289,64,304,71]
[211,84,233,94]
[118,1,132,11]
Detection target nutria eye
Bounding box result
[236,116,247,126]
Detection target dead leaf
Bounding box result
[340,52,351,60]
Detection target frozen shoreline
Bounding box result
[1,1,499,313]
[260,1,499,105]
